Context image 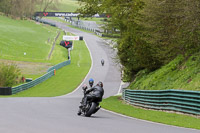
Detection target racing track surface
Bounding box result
[0,20,199,133]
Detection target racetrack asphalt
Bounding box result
[0,19,199,133]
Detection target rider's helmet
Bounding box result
[89,78,94,87]
[97,81,103,88]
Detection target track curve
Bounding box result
[0,20,199,133]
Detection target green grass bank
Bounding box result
[129,52,200,91]
[101,96,200,130]
[49,0,79,12]
[0,14,70,80]
[0,15,60,63]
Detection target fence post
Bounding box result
[54,69,56,75]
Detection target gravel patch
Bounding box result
[0,59,52,75]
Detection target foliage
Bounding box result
[101,96,200,130]
[0,0,59,18]
[0,63,21,87]
[137,0,200,64]
[129,52,200,91]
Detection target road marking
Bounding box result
[101,108,199,131]
[63,39,93,96]
[116,81,123,95]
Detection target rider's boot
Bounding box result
[77,108,82,115]
[79,104,86,111]
[93,105,101,114]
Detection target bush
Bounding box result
[0,63,21,87]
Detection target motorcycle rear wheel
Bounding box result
[85,102,97,117]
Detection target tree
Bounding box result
[176,0,200,56]
[137,0,200,64]
[0,0,12,16]
[0,0,60,18]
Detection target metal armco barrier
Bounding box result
[12,60,71,94]
[71,22,103,37]
[35,18,56,27]
[122,89,200,115]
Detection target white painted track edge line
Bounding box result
[116,81,123,96]
[58,39,93,97]
[101,108,200,131]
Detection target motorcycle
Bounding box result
[77,79,101,117]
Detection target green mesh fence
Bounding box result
[12,70,54,94]
[122,89,200,115]
[47,60,71,72]
[12,60,71,94]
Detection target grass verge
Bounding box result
[101,96,200,130]
[8,40,91,97]
[37,0,79,12]
[52,0,79,12]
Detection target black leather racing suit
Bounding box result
[83,85,104,106]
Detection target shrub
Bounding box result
[0,63,21,87]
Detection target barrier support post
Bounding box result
[54,69,56,75]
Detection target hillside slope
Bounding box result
[0,15,69,79]
[129,52,200,91]
[0,15,59,62]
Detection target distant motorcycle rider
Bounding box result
[101,59,104,66]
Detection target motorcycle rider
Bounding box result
[78,80,104,115]
[83,81,104,106]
